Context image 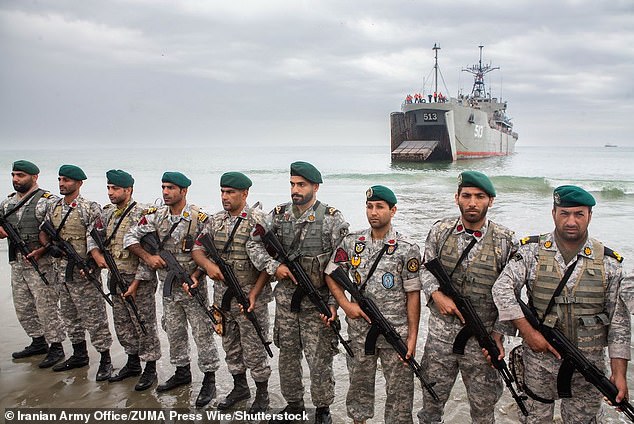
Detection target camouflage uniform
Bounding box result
[89,200,160,362]
[418,218,517,424]
[251,201,349,409]
[1,190,65,345]
[492,232,630,423]
[45,195,112,352]
[192,204,272,381]
[124,203,220,373]
[325,226,422,424]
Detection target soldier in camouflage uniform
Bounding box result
[418,171,518,424]
[125,171,220,407]
[192,172,272,413]
[88,169,161,391]
[43,164,113,381]
[325,185,422,424]
[492,185,630,423]
[0,160,66,368]
[250,161,349,424]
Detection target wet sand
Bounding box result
[0,252,629,423]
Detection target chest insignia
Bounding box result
[382,272,395,289]
[354,242,366,254]
[351,255,361,267]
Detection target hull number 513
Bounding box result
[474,124,484,138]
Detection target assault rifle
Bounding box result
[40,220,113,306]
[259,229,354,357]
[518,298,634,421]
[198,233,273,357]
[0,213,49,285]
[424,258,528,415]
[139,231,220,325]
[90,227,147,335]
[329,266,439,400]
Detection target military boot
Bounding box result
[38,342,65,368]
[109,354,142,382]
[96,349,113,381]
[135,360,157,391]
[12,336,48,359]
[196,371,216,408]
[52,340,89,371]
[269,402,305,424]
[217,373,250,410]
[248,379,269,413]
[157,364,192,392]
[314,406,332,424]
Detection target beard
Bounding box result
[13,180,34,194]
[292,191,313,206]
[459,204,488,224]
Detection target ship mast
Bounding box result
[433,43,440,96]
[462,45,498,99]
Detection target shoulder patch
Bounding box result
[407,258,420,272]
[274,204,286,215]
[103,203,113,210]
[42,191,53,199]
[326,207,339,216]
[520,235,539,246]
[197,211,208,223]
[604,246,624,263]
[144,207,158,215]
[8,192,16,198]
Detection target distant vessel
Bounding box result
[604,144,618,148]
[391,44,518,161]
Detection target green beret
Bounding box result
[106,169,134,188]
[220,172,252,189]
[458,171,496,197]
[12,160,40,175]
[162,171,191,188]
[366,185,397,207]
[290,161,322,184]
[553,185,596,207]
[59,164,87,181]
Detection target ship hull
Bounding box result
[391,102,518,162]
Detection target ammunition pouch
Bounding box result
[8,242,17,262]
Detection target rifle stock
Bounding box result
[90,228,147,335]
[41,220,113,306]
[198,233,273,357]
[329,266,438,400]
[424,258,528,415]
[261,230,354,358]
[518,298,634,422]
[0,213,49,285]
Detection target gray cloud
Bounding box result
[1,0,632,148]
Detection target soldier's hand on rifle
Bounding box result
[607,358,629,405]
[0,227,8,238]
[319,305,339,327]
[90,249,108,269]
[145,254,166,270]
[275,264,297,284]
[405,333,417,360]
[123,279,140,300]
[341,301,371,324]
[431,290,465,324]
[205,262,224,281]
[520,324,560,359]
[246,291,258,313]
[482,331,506,367]
[26,246,46,262]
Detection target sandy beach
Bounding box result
[0,248,630,423]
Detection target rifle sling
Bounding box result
[222,216,244,254]
[287,201,321,258]
[537,259,579,324]
[360,244,388,292]
[3,188,43,219]
[449,236,478,278]
[104,201,137,248]
[55,204,75,234]
[160,219,183,249]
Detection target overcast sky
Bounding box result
[1,0,633,148]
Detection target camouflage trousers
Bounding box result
[161,281,220,373]
[57,265,112,352]
[418,333,502,424]
[111,274,161,362]
[11,256,65,343]
[346,336,414,423]
[221,300,271,382]
[521,344,604,423]
[273,285,338,408]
